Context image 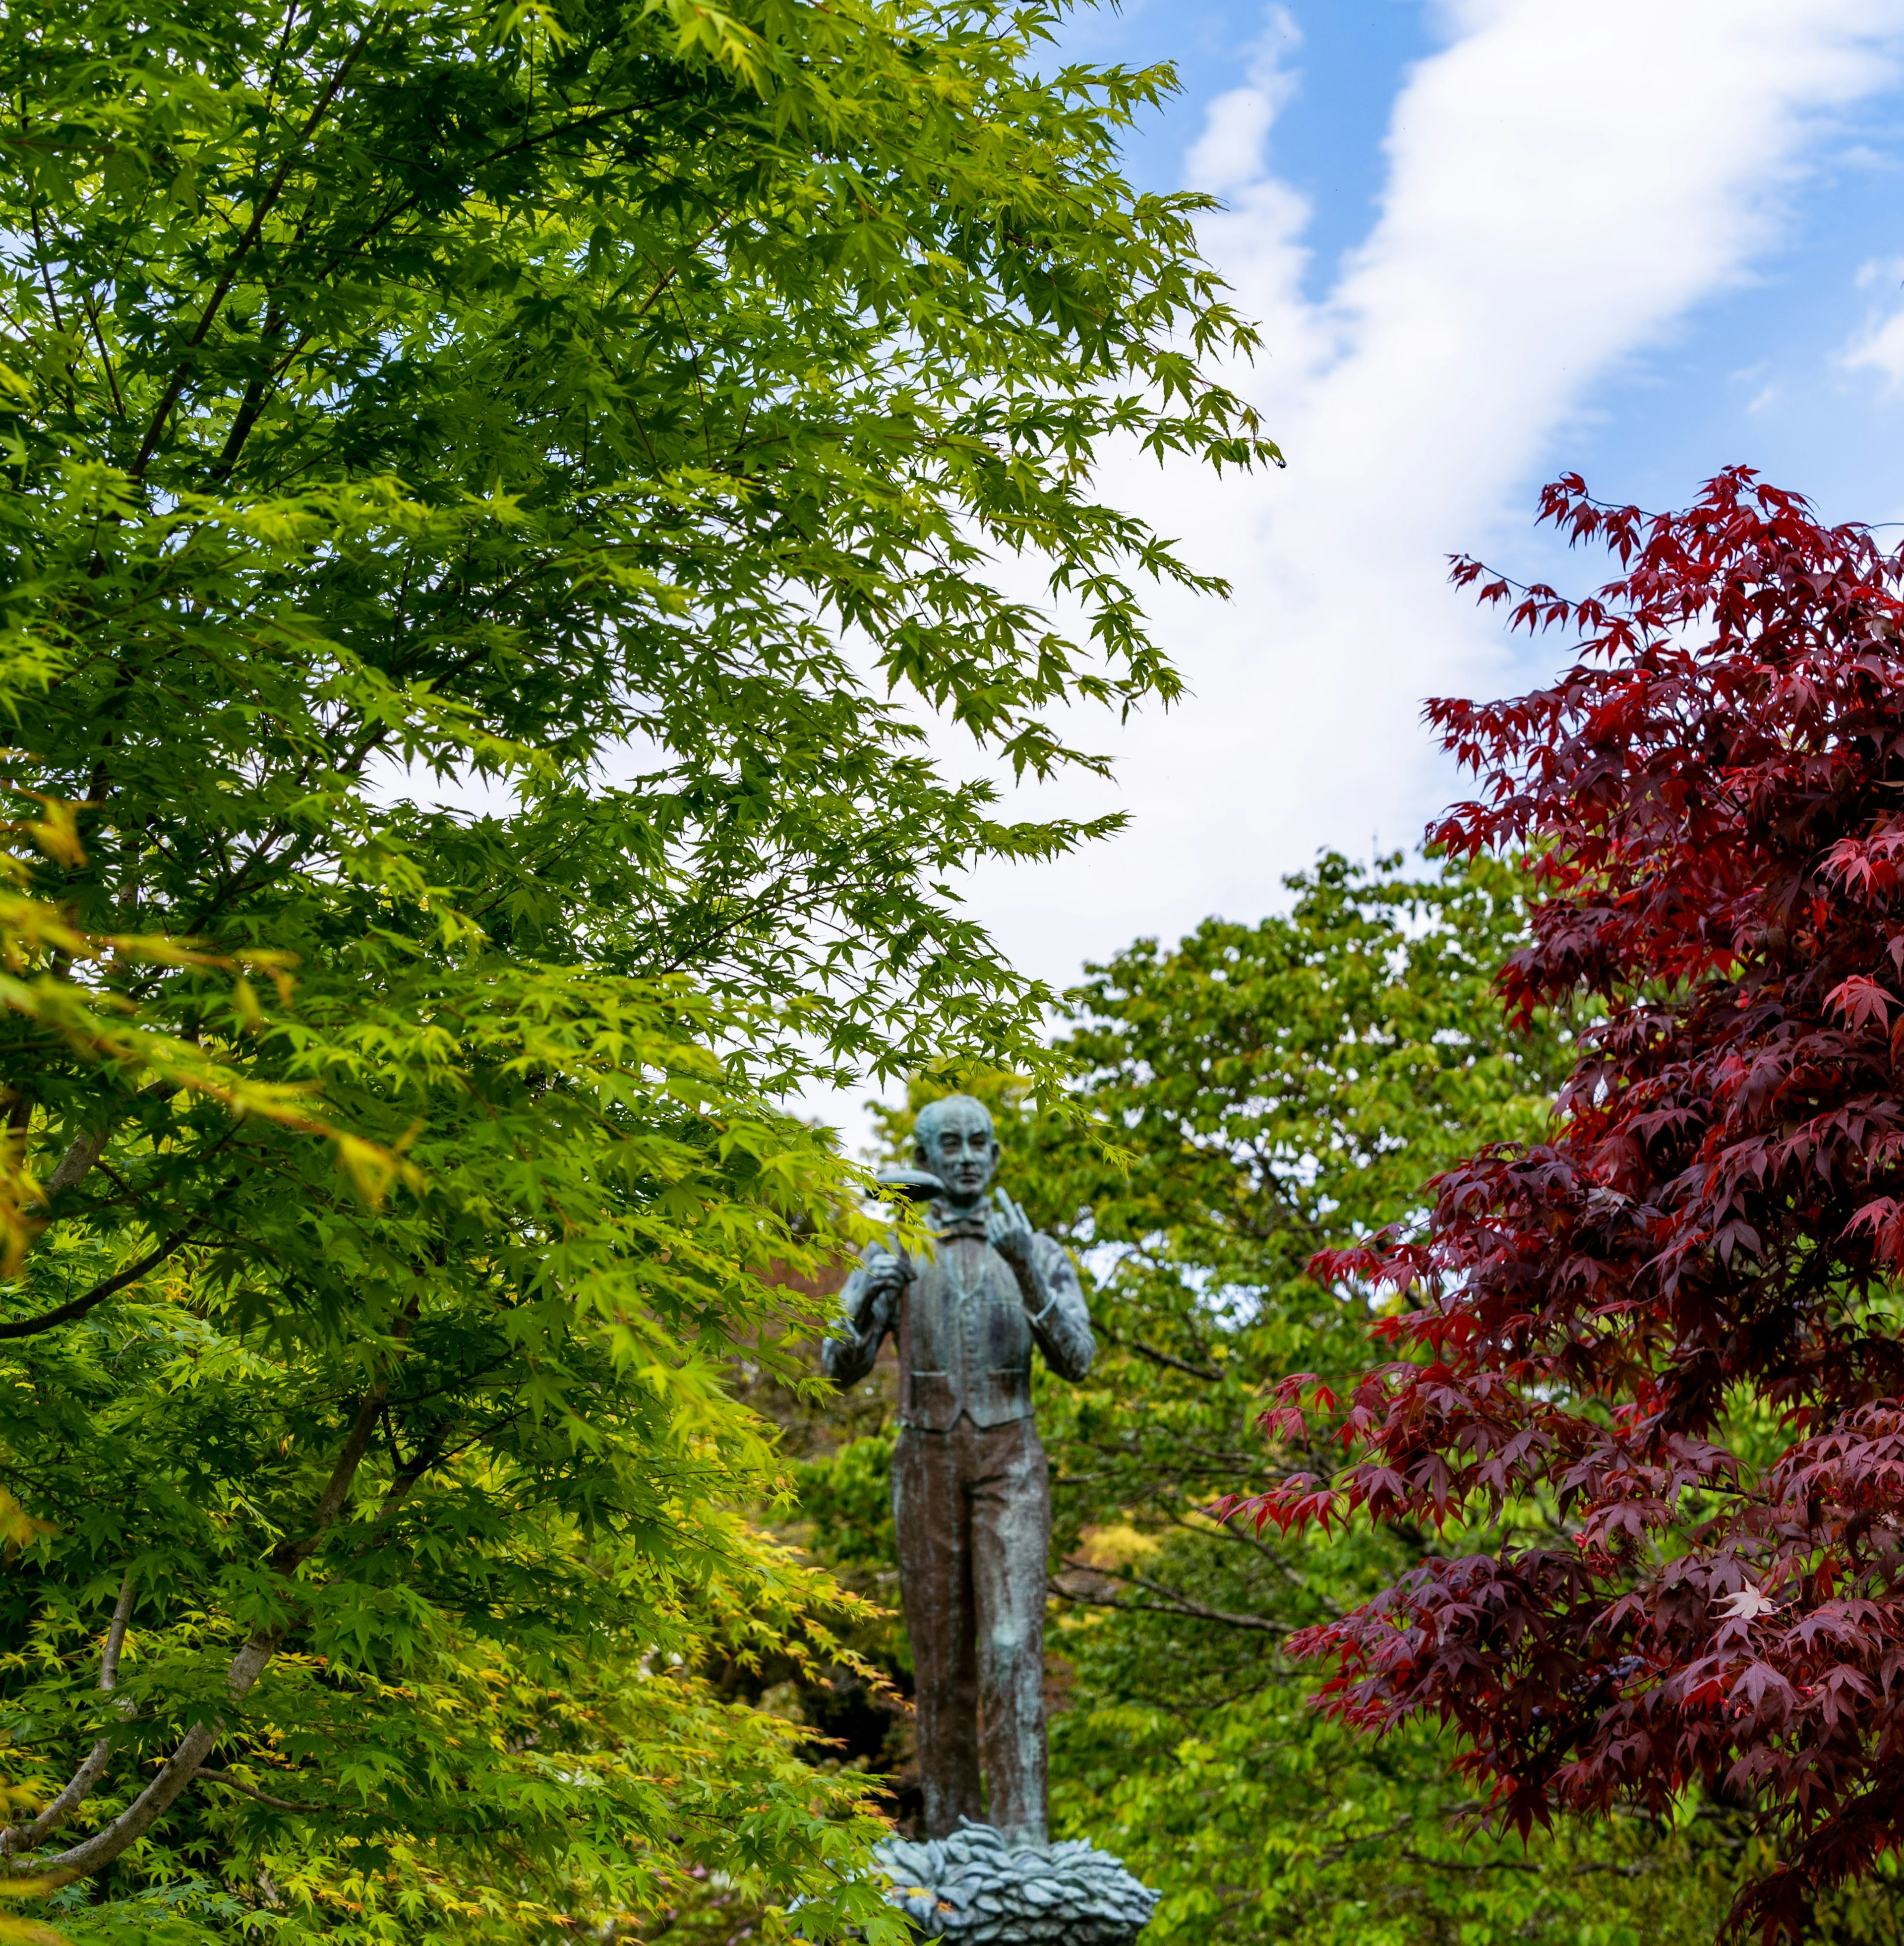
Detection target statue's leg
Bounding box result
[969,1416,1050,1848]
[892,1424,982,1835]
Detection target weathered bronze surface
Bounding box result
[872,1824,1158,1943]
[822,1096,1095,1848]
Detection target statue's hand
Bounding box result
[987,1188,1036,1268]
[861,1248,910,1318]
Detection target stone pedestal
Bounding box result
[870,1823,1158,1945]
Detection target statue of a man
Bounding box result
[822,1095,1095,1849]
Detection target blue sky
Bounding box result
[1062,0,1434,286]
[1068,0,1904,525]
[915,0,1904,1000]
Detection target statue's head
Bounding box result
[912,1095,998,1207]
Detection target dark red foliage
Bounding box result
[1228,470,1904,1940]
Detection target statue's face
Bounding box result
[915,1098,998,1205]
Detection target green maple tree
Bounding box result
[0,0,1271,1938]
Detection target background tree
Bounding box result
[793,854,1858,1944]
[1241,472,1904,1942]
[0,0,1272,1937]
[788,851,1904,1942]
[1027,852,1606,1946]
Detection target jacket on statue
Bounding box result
[821,1211,1095,1429]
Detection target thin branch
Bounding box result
[0,1574,136,1856]
[1397,1849,1539,1876]
[276,1379,394,1573]
[1179,1513,1347,1617]
[0,1228,197,1340]
[263,0,304,114]
[198,1771,343,1815]
[1102,1327,1224,1384]
[1393,1848,1649,1880]
[4,1374,398,1885]
[1054,1558,1290,1634]
[0,1745,115,1860]
[25,207,72,420]
[2,1091,29,1181]
[362,1412,453,1532]
[78,288,124,417]
[1315,1815,1414,1866]
[130,32,368,477]
[98,1571,135,1693]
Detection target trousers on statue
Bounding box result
[892,1415,1050,1848]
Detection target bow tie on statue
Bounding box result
[934,1212,993,1242]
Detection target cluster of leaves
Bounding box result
[1235,472,1904,1942]
[1,953,905,1943]
[0,0,1270,1937]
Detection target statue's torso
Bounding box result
[895,1233,1035,1431]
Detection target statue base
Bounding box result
[870,1822,1158,1945]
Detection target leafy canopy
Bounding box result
[1246,472,1904,1942]
[0,0,1270,1937]
[1019,857,1749,1946]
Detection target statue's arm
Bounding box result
[1023,1233,1095,1382]
[819,1248,903,1388]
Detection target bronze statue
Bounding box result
[822,1095,1095,1849]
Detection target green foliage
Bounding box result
[795,1439,902,1587]
[0,0,1269,1935]
[1016,857,1904,1944]
[810,854,1896,1942]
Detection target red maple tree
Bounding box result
[1235,469,1904,1938]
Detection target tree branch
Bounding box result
[1053,1558,1290,1634]
[1103,1328,1225,1384]
[3,1379,394,1885]
[1181,1513,1347,1616]
[79,287,125,418]
[0,1573,137,1856]
[98,1571,134,1696]
[1315,1815,1414,1866]
[0,1228,198,1339]
[130,33,367,477]
[1397,1848,1539,1875]
[44,1127,107,1199]
[198,1771,343,1815]
[275,1380,392,1573]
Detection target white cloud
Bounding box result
[1183,6,1302,194]
[795,0,1904,1139]
[1842,309,1904,389]
[1843,255,1904,389]
[953,0,1904,994]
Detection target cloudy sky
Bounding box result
[818,0,1904,1133]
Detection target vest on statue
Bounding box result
[894,1232,1036,1431]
